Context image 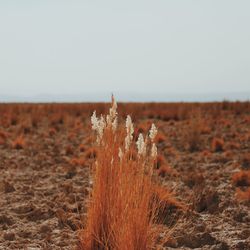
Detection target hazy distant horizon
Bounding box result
[0,91,249,103]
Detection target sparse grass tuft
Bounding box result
[49,128,57,136]
[185,114,202,152]
[65,145,73,155]
[0,130,7,145]
[79,144,86,152]
[70,157,85,167]
[12,135,25,149]
[153,184,186,225]
[211,137,224,152]
[236,187,250,202]
[232,170,250,187]
[158,164,174,178]
[242,153,250,170]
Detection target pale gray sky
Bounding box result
[0,0,249,101]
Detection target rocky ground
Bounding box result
[0,103,249,249]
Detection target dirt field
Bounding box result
[0,102,249,249]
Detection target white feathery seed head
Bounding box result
[96,115,106,144]
[149,123,157,142]
[112,117,118,132]
[136,133,147,156]
[106,95,118,132]
[126,115,134,134]
[108,95,118,123]
[151,143,157,159]
[125,115,134,151]
[91,111,106,144]
[91,111,98,130]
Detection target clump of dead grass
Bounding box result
[0,130,7,145]
[12,135,25,149]
[185,113,202,152]
[79,96,164,250]
[211,137,224,152]
[232,170,250,187]
[236,188,250,202]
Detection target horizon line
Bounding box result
[0,91,249,103]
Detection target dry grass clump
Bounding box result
[185,114,202,152]
[201,150,212,158]
[241,153,250,170]
[153,185,186,225]
[183,172,204,189]
[70,157,85,167]
[49,128,57,136]
[226,142,240,150]
[85,147,97,159]
[31,115,39,128]
[79,144,86,152]
[20,122,31,134]
[12,135,25,149]
[65,145,73,155]
[158,165,173,178]
[0,130,7,145]
[236,188,250,202]
[193,188,220,214]
[155,155,166,169]
[211,137,224,152]
[200,125,211,135]
[232,170,250,187]
[79,96,163,250]
[155,131,166,144]
[10,115,19,126]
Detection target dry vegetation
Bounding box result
[0,101,250,249]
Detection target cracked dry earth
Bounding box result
[0,120,90,249]
[0,104,250,250]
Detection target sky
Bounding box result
[0,0,249,102]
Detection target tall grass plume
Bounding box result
[79,96,162,250]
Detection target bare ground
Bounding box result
[0,104,249,249]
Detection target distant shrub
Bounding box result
[236,188,250,202]
[12,135,25,149]
[49,128,57,136]
[242,153,250,170]
[226,142,240,150]
[0,130,7,145]
[79,144,86,152]
[85,147,97,159]
[158,165,173,178]
[232,170,250,187]
[155,131,166,144]
[10,115,18,126]
[211,138,224,152]
[70,157,85,167]
[186,114,202,152]
[65,145,73,155]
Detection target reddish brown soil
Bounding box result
[0,103,249,249]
